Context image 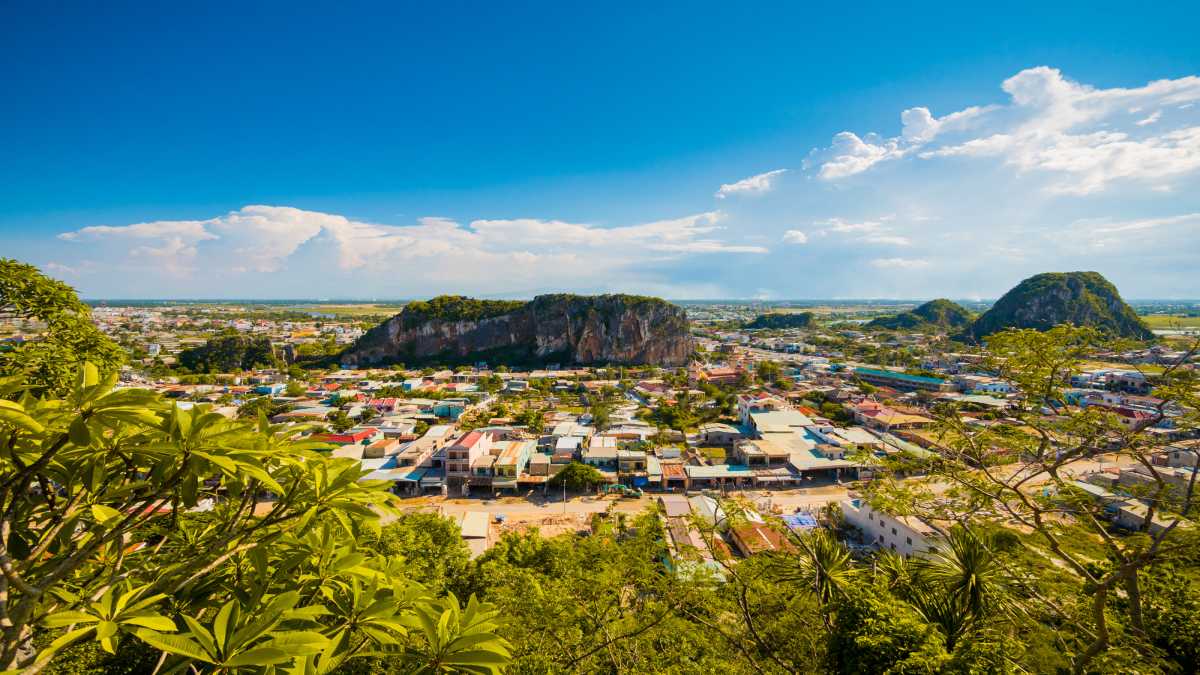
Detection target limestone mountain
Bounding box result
[341,294,691,367]
[744,312,816,329]
[866,299,973,331]
[961,272,1153,341]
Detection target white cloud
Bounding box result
[715,169,787,198]
[810,66,1200,194]
[782,230,808,244]
[869,257,930,269]
[59,219,220,274]
[1136,110,1162,126]
[812,217,910,245]
[1048,212,1200,250]
[55,205,767,295]
[815,132,908,180]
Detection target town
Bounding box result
[7,289,1196,571]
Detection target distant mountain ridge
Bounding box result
[744,312,816,329]
[866,299,973,331]
[341,294,691,367]
[961,272,1153,341]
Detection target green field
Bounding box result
[1141,314,1200,329]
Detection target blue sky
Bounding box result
[3,1,1199,299]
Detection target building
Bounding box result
[748,409,814,438]
[853,367,953,393]
[841,499,942,556]
[699,423,743,446]
[737,391,787,425]
[446,431,494,486]
[492,440,535,491]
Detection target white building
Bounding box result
[841,499,942,557]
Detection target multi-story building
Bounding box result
[446,431,493,485]
[841,499,943,557]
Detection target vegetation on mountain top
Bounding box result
[866,299,973,332]
[961,271,1153,341]
[178,332,279,373]
[744,312,816,329]
[400,296,526,324]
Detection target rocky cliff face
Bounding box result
[961,272,1153,341]
[342,294,692,367]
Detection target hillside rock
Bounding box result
[341,294,691,367]
[961,272,1153,341]
[867,299,973,331]
[744,312,816,330]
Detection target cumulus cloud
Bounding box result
[55,205,767,295]
[809,66,1200,193]
[782,230,808,244]
[715,169,787,198]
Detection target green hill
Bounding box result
[744,312,816,329]
[179,333,278,373]
[961,272,1153,341]
[866,299,973,331]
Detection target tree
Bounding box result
[0,258,124,394]
[755,360,781,384]
[867,325,1200,674]
[326,408,356,432]
[0,364,509,673]
[590,401,612,431]
[285,379,307,397]
[548,462,607,492]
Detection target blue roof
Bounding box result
[854,367,947,386]
[782,514,818,530]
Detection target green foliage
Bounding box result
[827,585,950,675]
[179,332,278,373]
[369,513,472,596]
[745,312,816,329]
[402,296,525,324]
[0,363,508,673]
[866,299,973,332]
[547,462,607,492]
[0,258,124,394]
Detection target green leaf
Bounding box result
[261,630,328,654]
[133,629,214,662]
[223,647,291,667]
[121,614,177,632]
[42,610,97,628]
[0,402,44,433]
[81,362,100,388]
[95,620,119,640]
[91,504,122,525]
[213,599,237,650]
[69,416,91,446]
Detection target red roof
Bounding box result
[317,430,376,444]
[454,431,484,448]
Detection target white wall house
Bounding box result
[841,499,942,557]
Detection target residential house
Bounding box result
[840,499,943,557]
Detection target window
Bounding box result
[891,527,897,535]
[906,537,912,545]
